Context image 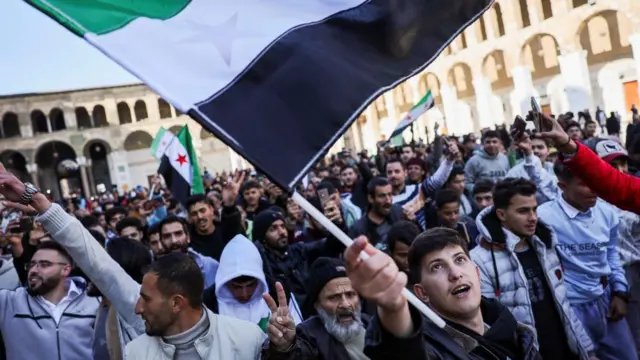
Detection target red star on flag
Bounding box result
[407,115,412,120]
[175,154,188,166]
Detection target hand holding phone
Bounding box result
[530,97,542,132]
[318,189,330,208]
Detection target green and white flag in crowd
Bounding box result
[388,90,434,140]
[158,126,204,205]
[150,127,176,159]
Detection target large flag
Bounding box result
[150,127,176,159]
[388,90,434,139]
[28,0,492,190]
[158,126,204,205]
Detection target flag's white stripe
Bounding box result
[155,131,176,159]
[86,0,366,112]
[164,139,192,185]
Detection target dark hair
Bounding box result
[564,121,581,131]
[89,229,106,247]
[317,180,338,195]
[36,241,73,266]
[145,252,203,308]
[435,189,460,208]
[116,217,144,234]
[241,180,261,194]
[107,237,153,283]
[493,178,537,209]
[408,228,469,283]
[585,119,596,126]
[340,165,358,175]
[158,215,189,238]
[147,223,160,237]
[105,207,127,224]
[482,130,501,142]
[387,221,421,254]
[385,158,406,170]
[553,160,574,182]
[472,178,494,196]
[186,194,212,212]
[367,177,390,196]
[167,199,179,211]
[80,215,100,229]
[401,144,414,151]
[445,166,465,186]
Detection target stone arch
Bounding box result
[75,107,92,129]
[84,139,113,191]
[92,105,108,127]
[0,150,30,182]
[1,112,20,138]
[418,72,441,105]
[572,0,588,8]
[393,81,414,112]
[34,140,79,200]
[597,58,636,121]
[49,107,66,132]
[158,98,172,119]
[373,96,388,119]
[123,130,153,151]
[117,102,132,125]
[540,0,553,20]
[577,10,633,65]
[134,100,148,121]
[518,0,530,28]
[521,33,561,80]
[488,3,505,38]
[476,16,488,42]
[447,63,474,99]
[482,50,513,91]
[31,109,48,135]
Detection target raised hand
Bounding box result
[515,132,533,156]
[263,282,296,351]
[222,171,246,207]
[446,141,459,161]
[323,200,343,225]
[0,163,26,203]
[536,113,576,153]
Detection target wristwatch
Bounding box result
[19,182,40,205]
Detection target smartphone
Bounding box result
[512,116,527,137]
[530,97,542,132]
[318,188,330,208]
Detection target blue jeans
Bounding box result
[571,287,638,360]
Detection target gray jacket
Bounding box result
[0,277,100,360]
[470,207,594,359]
[37,203,146,358]
[0,257,20,290]
[464,149,510,192]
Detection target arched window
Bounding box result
[49,108,66,132]
[448,63,474,98]
[92,105,108,127]
[1,112,20,138]
[572,0,588,8]
[519,0,530,28]
[169,125,182,135]
[483,55,499,83]
[134,100,148,121]
[374,97,388,118]
[477,17,488,42]
[460,32,468,49]
[491,4,506,37]
[31,110,48,134]
[541,0,553,19]
[523,34,561,79]
[123,130,153,151]
[540,36,559,68]
[158,98,172,119]
[75,107,92,129]
[117,102,132,125]
[418,73,441,105]
[588,16,612,55]
[454,67,467,92]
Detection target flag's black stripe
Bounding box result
[194,0,492,190]
[159,155,191,208]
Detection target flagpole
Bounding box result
[291,192,447,329]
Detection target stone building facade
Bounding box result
[0,84,245,200]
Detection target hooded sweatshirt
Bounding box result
[464,149,510,193]
[214,235,271,327]
[0,257,20,290]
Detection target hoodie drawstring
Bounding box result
[490,245,501,297]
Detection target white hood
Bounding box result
[214,235,270,324]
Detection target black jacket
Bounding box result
[348,204,405,250]
[263,313,372,360]
[189,205,243,261]
[345,161,374,213]
[365,298,540,360]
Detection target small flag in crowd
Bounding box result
[150,127,176,159]
[388,90,435,139]
[28,0,491,190]
[158,126,204,206]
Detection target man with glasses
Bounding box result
[0,240,99,360]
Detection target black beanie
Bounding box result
[252,210,285,241]
[301,257,348,318]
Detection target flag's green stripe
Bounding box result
[412,90,432,110]
[27,0,191,36]
[177,127,204,195]
[150,127,167,156]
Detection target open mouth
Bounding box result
[451,284,471,297]
[337,313,355,322]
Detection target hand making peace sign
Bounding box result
[263,282,296,351]
[222,170,246,207]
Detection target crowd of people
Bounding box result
[0,109,639,360]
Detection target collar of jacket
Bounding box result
[477,206,554,252]
[158,308,217,358]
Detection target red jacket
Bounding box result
[562,142,640,213]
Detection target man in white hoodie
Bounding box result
[203,234,303,330]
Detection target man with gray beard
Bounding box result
[262,257,370,360]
